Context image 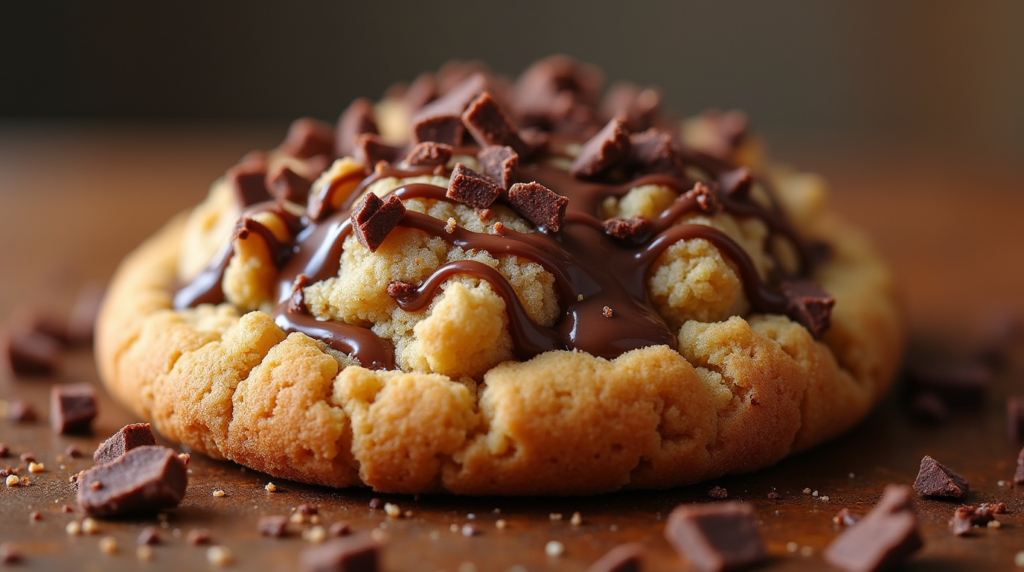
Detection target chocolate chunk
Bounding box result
[823,485,922,572]
[664,502,766,572]
[695,110,749,160]
[5,399,37,423]
[329,522,351,537]
[1008,396,1024,441]
[513,56,604,128]
[352,134,402,168]
[508,182,569,233]
[4,330,62,377]
[719,168,753,200]
[447,165,503,209]
[300,534,381,572]
[601,82,660,132]
[587,542,643,572]
[351,193,406,252]
[412,73,487,146]
[281,118,335,159]
[402,141,453,167]
[603,216,651,244]
[187,528,211,545]
[15,311,71,346]
[949,503,1006,536]
[77,446,188,517]
[402,73,437,111]
[780,280,835,338]
[1015,446,1024,484]
[570,117,632,178]
[708,486,728,499]
[50,383,98,435]
[137,526,161,545]
[67,283,105,346]
[629,129,684,178]
[227,155,272,207]
[684,181,721,214]
[335,98,379,158]
[909,392,947,424]
[93,423,157,464]
[259,515,288,538]
[478,145,519,190]
[905,363,991,409]
[267,164,314,205]
[913,455,968,499]
[461,92,527,154]
[386,281,415,300]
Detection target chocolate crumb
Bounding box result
[477,145,519,190]
[29,511,41,522]
[259,515,288,538]
[586,542,643,572]
[351,193,406,252]
[664,501,766,572]
[461,92,527,154]
[19,452,33,463]
[335,98,379,158]
[328,522,351,537]
[708,486,728,499]
[507,182,569,233]
[824,484,922,572]
[226,154,272,207]
[386,280,416,300]
[50,383,98,435]
[913,455,969,499]
[137,526,161,545]
[94,423,157,464]
[447,164,503,208]
[767,491,781,500]
[719,168,753,200]
[300,534,381,572]
[780,280,835,338]
[298,503,320,516]
[281,118,335,159]
[0,443,7,457]
[949,503,1006,536]
[685,182,721,214]
[61,505,73,513]
[187,528,211,546]
[402,141,453,168]
[570,117,632,178]
[5,330,62,377]
[602,216,651,244]
[267,164,315,205]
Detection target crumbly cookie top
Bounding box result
[173,56,834,373]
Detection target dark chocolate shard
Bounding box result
[513,55,604,128]
[603,216,652,244]
[685,181,721,214]
[353,134,402,168]
[412,73,487,146]
[461,92,527,154]
[351,193,406,252]
[629,129,684,178]
[281,118,335,159]
[719,168,753,200]
[587,542,643,572]
[447,165,503,209]
[300,534,381,572]
[905,363,991,410]
[335,98,379,158]
[267,164,314,205]
[913,455,968,498]
[1016,446,1024,484]
[94,423,157,464]
[5,399,38,423]
[4,330,62,376]
[664,501,766,572]
[227,155,272,207]
[601,82,661,132]
[50,383,98,435]
[570,117,632,178]
[478,146,519,191]
[1008,396,1024,441]
[507,182,569,233]
[402,141,453,168]
[824,484,922,572]
[77,446,188,517]
[258,515,288,538]
[780,280,835,337]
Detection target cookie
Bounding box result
[95,56,903,494]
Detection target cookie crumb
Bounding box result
[290,512,305,525]
[207,546,233,567]
[178,453,190,467]
[998,480,1007,487]
[577,294,584,302]
[6,475,19,487]
[601,306,614,318]
[384,503,401,518]
[545,540,565,557]
[495,519,508,530]
[99,536,118,555]
[212,489,225,498]
[81,518,99,535]
[803,488,811,494]
[28,462,44,473]
[800,546,814,557]
[445,217,457,234]
[303,526,327,543]
[265,482,277,492]
[709,486,728,499]
[137,545,154,561]
[570,512,582,526]
[811,490,819,497]
[786,542,798,553]
[988,520,1002,529]
[821,496,830,502]
[66,521,82,536]
[549,513,563,522]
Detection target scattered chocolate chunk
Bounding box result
[1008,396,1024,441]
[513,55,604,129]
[570,117,632,178]
[187,528,211,545]
[298,503,320,516]
[386,280,415,300]
[477,145,519,190]
[335,98,379,158]
[664,502,766,572]
[227,154,272,207]
[949,503,1006,536]
[94,423,157,464]
[603,216,651,244]
[629,129,684,177]
[833,508,860,528]
[780,280,835,338]
[905,363,991,409]
[719,168,753,200]
[683,182,721,214]
[461,92,527,154]
[446,164,503,209]
[282,118,336,159]
[508,182,569,233]
[29,511,41,522]
[137,526,161,545]
[267,164,315,205]
[402,141,453,167]
[4,330,62,376]
[708,486,728,499]
[823,485,922,572]
[300,534,381,572]
[50,383,98,435]
[602,82,661,132]
[0,543,21,564]
[67,283,105,346]
[412,73,487,146]
[328,522,351,537]
[77,446,187,517]
[352,134,402,168]
[587,542,643,572]
[1016,446,1024,484]
[914,455,968,499]
[6,400,38,423]
[259,515,289,538]
[351,193,406,252]
[694,109,749,160]
[909,392,947,424]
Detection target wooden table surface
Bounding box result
[1,125,1022,571]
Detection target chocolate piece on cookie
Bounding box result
[50,383,98,435]
[227,155,272,207]
[824,484,922,572]
[570,117,632,178]
[949,503,1005,536]
[412,73,487,146]
[462,92,528,154]
[267,165,315,205]
[602,82,661,132]
[664,502,766,572]
[351,193,406,252]
[77,446,188,517]
[352,134,402,168]
[719,167,753,199]
[781,280,835,338]
[587,542,643,572]
[402,142,453,168]
[447,165,503,209]
[629,128,684,177]
[913,455,968,498]
[94,423,157,464]
[335,98,378,158]
[508,182,569,233]
[477,145,519,190]
[281,118,335,159]
[603,216,651,244]
[300,534,381,572]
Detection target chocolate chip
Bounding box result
[570,117,632,178]
[50,383,98,435]
[67,283,105,346]
[823,484,922,572]
[401,141,453,167]
[684,181,721,214]
[909,392,947,424]
[1008,396,1024,441]
[603,216,651,244]
[780,280,835,338]
[335,98,379,158]
[477,145,519,190]
[267,164,314,205]
[719,168,753,200]
[351,193,406,252]
[601,82,661,132]
[299,534,381,572]
[328,522,351,537]
[664,502,766,572]
[77,446,188,517]
[6,399,38,423]
[905,363,991,410]
[258,515,288,538]
[281,118,335,159]
[227,154,272,207]
[629,129,684,177]
[446,165,503,209]
[1015,446,1024,485]
[518,127,550,157]
[507,182,569,233]
[586,542,643,572]
[93,423,157,465]
[412,73,487,146]
[4,330,62,377]
[949,503,1006,536]
[137,526,161,545]
[187,528,211,545]
[708,486,728,499]
[461,92,527,154]
[352,134,402,168]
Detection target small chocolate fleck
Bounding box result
[461,92,528,154]
[258,515,288,538]
[447,164,503,209]
[0,543,22,565]
[5,330,62,377]
[664,501,766,572]
[507,182,569,233]
[335,98,379,158]
[351,193,406,252]
[402,141,453,168]
[29,511,41,522]
[50,383,98,435]
[708,486,728,499]
[949,503,1006,536]
[570,117,632,178]
[19,452,34,463]
[94,423,157,465]
[281,118,335,159]
[477,145,519,190]
[61,505,73,513]
[386,280,416,300]
[6,400,38,423]
[267,164,315,205]
[65,445,82,459]
[823,485,922,572]
[137,526,161,545]
[0,444,7,457]
[586,542,643,572]
[780,280,835,338]
[297,503,320,516]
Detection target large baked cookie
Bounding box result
[96,57,903,494]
